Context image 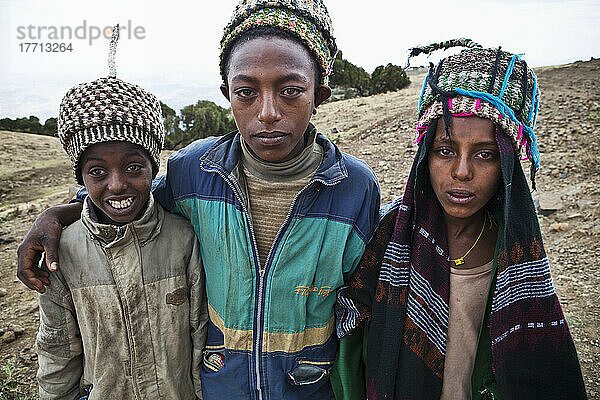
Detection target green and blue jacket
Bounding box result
[153,131,380,400]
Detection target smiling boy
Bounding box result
[35,74,207,399]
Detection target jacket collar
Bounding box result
[81,193,163,246]
[199,123,348,186]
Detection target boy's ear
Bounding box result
[220,85,230,102]
[314,85,331,108]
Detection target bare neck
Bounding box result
[445,209,497,269]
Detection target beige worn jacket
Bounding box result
[36,195,207,399]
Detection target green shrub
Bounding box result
[370,63,411,94]
[162,100,236,150]
[330,51,371,96]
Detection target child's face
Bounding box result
[80,142,153,225]
[221,36,330,163]
[428,116,501,221]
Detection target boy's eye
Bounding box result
[281,87,302,97]
[234,88,255,98]
[88,167,106,177]
[126,163,143,172]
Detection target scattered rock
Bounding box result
[0,288,7,297]
[0,236,15,245]
[536,193,564,216]
[550,222,569,232]
[572,229,588,237]
[566,213,583,219]
[577,199,597,211]
[27,300,39,314]
[1,331,16,344]
[11,324,25,336]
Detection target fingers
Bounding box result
[44,244,60,273]
[39,216,62,272]
[17,205,71,292]
[17,243,50,293]
[18,268,49,294]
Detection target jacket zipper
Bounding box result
[202,162,343,399]
[258,177,342,388]
[200,164,264,399]
[110,226,144,399]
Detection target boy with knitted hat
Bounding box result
[35,28,207,399]
[19,2,380,399]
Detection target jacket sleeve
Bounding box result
[336,199,398,338]
[341,173,381,280]
[332,202,399,400]
[36,271,83,400]
[152,149,192,216]
[152,173,178,215]
[187,237,208,399]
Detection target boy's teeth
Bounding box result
[108,197,133,209]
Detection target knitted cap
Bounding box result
[57,25,165,180]
[58,77,165,176]
[220,0,337,84]
[414,45,541,176]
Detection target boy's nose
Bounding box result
[107,173,127,192]
[257,93,281,124]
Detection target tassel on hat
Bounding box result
[57,24,165,183]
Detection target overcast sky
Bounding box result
[1,0,599,122]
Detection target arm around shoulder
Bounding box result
[17,202,83,293]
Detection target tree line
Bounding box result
[329,51,410,98]
[0,116,57,136]
[1,51,410,149]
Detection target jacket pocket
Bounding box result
[287,360,334,386]
[202,347,226,372]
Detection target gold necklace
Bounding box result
[450,213,487,266]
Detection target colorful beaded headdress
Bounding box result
[410,40,541,187]
[220,0,337,85]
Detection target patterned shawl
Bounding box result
[336,122,586,399]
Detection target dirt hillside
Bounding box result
[1,59,599,398]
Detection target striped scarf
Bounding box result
[336,122,586,399]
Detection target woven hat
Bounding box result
[58,25,164,181]
[412,42,541,183]
[219,0,337,84]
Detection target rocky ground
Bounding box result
[0,59,598,398]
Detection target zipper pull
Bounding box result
[479,388,495,400]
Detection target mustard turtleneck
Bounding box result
[240,125,324,267]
